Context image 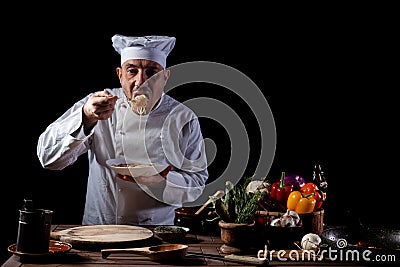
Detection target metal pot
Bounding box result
[322,225,400,250]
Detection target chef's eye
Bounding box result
[127,69,139,75]
[146,69,158,77]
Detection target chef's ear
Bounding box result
[116,67,123,82]
[163,69,170,80]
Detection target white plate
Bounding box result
[106,158,168,177]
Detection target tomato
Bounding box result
[300,182,318,194]
[255,214,268,227]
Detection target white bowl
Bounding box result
[106,158,169,177]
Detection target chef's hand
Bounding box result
[116,166,172,186]
[83,90,118,132]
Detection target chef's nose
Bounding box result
[132,84,140,92]
[133,70,147,89]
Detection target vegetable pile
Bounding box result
[258,164,328,214]
[207,163,328,226]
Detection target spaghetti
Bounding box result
[129,95,148,142]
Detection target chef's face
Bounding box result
[116,59,170,113]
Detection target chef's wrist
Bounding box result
[82,109,97,135]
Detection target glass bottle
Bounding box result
[312,163,328,193]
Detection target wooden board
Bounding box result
[50,225,154,246]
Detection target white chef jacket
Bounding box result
[37,88,208,225]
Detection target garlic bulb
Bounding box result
[270,218,282,227]
[301,233,321,251]
[286,210,300,225]
[269,209,301,227]
[245,180,269,194]
[280,213,296,227]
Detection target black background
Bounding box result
[1,4,398,264]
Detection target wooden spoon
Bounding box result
[194,190,225,215]
[101,244,188,261]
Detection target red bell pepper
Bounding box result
[300,182,326,211]
[270,172,294,205]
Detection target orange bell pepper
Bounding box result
[287,191,316,214]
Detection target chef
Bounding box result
[37,34,209,225]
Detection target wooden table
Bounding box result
[2,224,370,266]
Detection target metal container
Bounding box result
[16,200,53,254]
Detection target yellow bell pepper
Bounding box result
[287,191,316,214]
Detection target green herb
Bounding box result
[210,175,267,224]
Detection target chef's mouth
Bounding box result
[132,86,150,99]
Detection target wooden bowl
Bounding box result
[153,226,189,241]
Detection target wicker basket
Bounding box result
[299,208,324,235]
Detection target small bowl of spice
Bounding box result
[153,225,190,241]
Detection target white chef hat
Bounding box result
[112,34,176,68]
